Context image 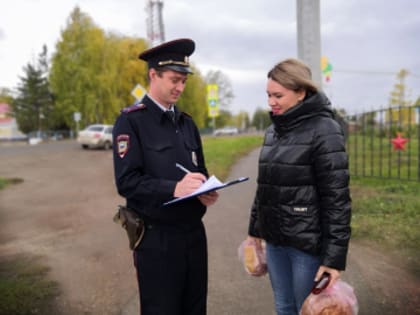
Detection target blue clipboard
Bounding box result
[163,176,249,206]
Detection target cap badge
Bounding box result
[157,59,189,66]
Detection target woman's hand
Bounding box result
[247,235,263,249]
[314,265,341,289]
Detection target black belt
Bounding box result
[143,218,203,232]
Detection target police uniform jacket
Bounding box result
[113,95,208,225]
[248,91,351,270]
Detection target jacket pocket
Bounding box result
[281,204,321,240]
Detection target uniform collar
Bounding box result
[143,95,181,125]
[147,94,174,113]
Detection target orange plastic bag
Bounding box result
[300,280,359,315]
[237,238,267,277]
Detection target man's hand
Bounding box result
[197,191,219,206]
[174,173,207,197]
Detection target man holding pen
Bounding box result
[112,38,218,315]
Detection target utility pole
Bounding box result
[296,0,322,88]
[145,0,165,46]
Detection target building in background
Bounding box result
[0,103,26,140]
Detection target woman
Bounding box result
[247,58,351,315]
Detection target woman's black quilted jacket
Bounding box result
[248,92,351,270]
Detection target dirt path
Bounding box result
[1,142,419,315]
[0,141,136,315]
[344,242,420,314]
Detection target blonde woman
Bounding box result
[247,58,351,315]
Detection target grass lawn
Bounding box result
[202,134,263,180]
[0,255,59,315]
[350,176,419,274]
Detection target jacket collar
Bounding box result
[270,91,333,133]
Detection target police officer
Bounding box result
[112,38,219,315]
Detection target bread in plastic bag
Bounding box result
[300,279,359,315]
[237,238,267,277]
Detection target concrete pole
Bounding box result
[296,0,322,88]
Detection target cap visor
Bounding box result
[165,65,193,74]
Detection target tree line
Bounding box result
[0,6,272,135]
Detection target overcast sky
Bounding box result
[1,0,419,116]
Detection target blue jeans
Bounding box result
[266,243,321,315]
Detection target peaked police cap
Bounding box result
[138,38,195,74]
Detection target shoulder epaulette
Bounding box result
[181,111,192,118]
[121,102,147,113]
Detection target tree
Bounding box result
[177,66,208,128]
[0,88,14,105]
[251,107,271,130]
[12,45,53,134]
[389,69,410,107]
[233,111,251,130]
[50,7,108,129]
[111,35,149,109]
[49,7,210,130]
[213,109,233,128]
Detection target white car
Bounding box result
[213,126,239,136]
[77,124,113,149]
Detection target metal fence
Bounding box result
[345,105,420,181]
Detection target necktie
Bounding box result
[166,110,175,123]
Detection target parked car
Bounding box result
[213,126,239,136]
[27,130,67,145]
[77,124,113,149]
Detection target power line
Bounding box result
[334,69,420,78]
[334,69,396,76]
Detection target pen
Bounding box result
[175,163,191,174]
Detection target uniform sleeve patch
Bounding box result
[117,134,130,158]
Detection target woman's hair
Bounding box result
[267,58,318,94]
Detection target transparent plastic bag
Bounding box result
[300,279,359,315]
[237,238,267,277]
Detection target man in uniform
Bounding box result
[112,38,219,315]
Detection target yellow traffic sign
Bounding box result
[207,84,219,118]
[131,83,146,100]
[207,84,219,101]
